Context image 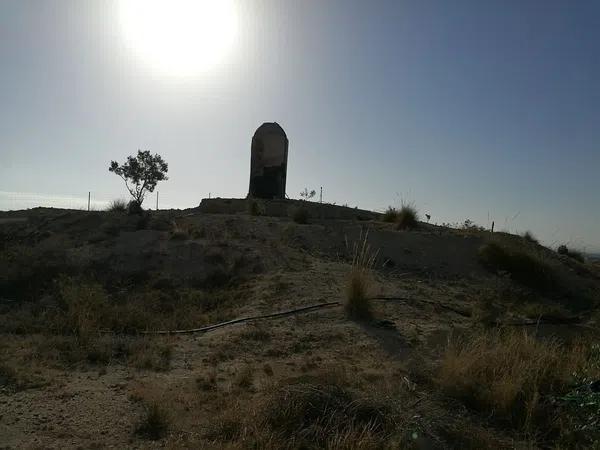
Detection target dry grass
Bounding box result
[136,400,170,440]
[0,362,44,391]
[264,382,394,448]
[24,334,173,370]
[1,276,245,336]
[437,329,582,430]
[478,241,556,292]
[345,231,378,320]
[170,220,190,240]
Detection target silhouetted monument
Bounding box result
[248,122,288,199]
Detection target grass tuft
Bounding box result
[265,383,392,447]
[248,200,264,216]
[136,401,170,440]
[382,204,419,229]
[345,230,377,320]
[292,207,309,224]
[382,207,399,223]
[396,204,419,230]
[170,220,190,240]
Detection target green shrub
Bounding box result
[478,242,556,291]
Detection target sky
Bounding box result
[0,0,599,252]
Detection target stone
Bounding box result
[248,122,288,199]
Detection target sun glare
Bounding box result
[118,0,238,76]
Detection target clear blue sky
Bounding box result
[1,1,599,252]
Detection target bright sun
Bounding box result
[118,0,238,76]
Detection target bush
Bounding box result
[461,219,486,232]
[522,231,539,244]
[478,242,556,291]
[55,277,110,338]
[292,207,309,224]
[437,329,579,430]
[127,200,143,215]
[557,245,585,263]
[396,205,418,230]
[382,205,419,229]
[107,199,127,212]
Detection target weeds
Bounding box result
[0,363,41,391]
[29,334,173,370]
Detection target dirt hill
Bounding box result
[1,206,599,449]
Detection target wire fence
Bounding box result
[0,191,169,212]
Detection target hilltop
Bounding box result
[1,203,599,449]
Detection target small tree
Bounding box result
[109,150,168,207]
[300,188,316,200]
